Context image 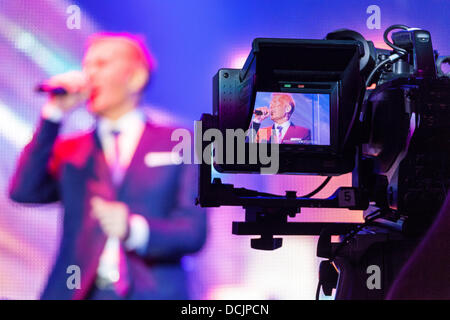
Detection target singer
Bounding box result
[9,33,206,300]
[250,93,311,144]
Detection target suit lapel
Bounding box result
[282,123,293,143]
[282,122,310,142]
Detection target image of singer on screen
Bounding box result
[249,92,330,145]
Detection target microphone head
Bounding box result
[35,84,68,95]
[254,110,263,116]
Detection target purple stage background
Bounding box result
[0,0,448,299]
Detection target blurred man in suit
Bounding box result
[251,93,310,144]
[9,33,206,300]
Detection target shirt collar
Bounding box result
[274,120,291,131]
[97,108,145,138]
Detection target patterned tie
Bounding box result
[276,125,283,143]
[109,129,130,297]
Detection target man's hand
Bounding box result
[91,196,130,240]
[253,106,269,123]
[45,70,90,112]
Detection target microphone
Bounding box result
[254,110,263,116]
[35,83,68,95]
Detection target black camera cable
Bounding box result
[300,176,332,198]
[365,24,410,88]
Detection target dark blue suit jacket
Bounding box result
[9,117,206,299]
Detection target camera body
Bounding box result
[199,24,449,300]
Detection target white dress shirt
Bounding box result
[42,104,150,283]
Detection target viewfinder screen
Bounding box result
[249,91,331,145]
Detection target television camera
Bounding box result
[196,24,450,299]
